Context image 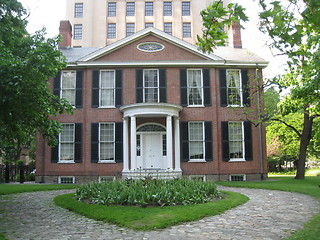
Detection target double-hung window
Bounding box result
[59,124,75,163]
[74,3,83,18]
[227,69,242,106]
[126,2,135,16]
[183,22,191,38]
[108,2,116,16]
[126,23,135,36]
[100,70,115,107]
[187,69,203,106]
[164,22,172,35]
[182,1,190,16]
[163,2,172,16]
[74,24,82,39]
[228,122,244,160]
[61,71,76,106]
[107,23,116,39]
[145,2,153,16]
[189,122,204,161]
[144,69,159,103]
[99,123,115,162]
[221,121,252,162]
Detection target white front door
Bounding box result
[142,133,162,169]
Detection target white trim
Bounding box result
[99,70,116,108]
[137,42,165,52]
[188,121,205,162]
[226,69,243,107]
[60,71,76,106]
[98,176,116,182]
[187,69,204,107]
[98,122,116,163]
[79,28,222,62]
[58,123,75,163]
[120,103,182,118]
[228,121,246,161]
[143,69,160,103]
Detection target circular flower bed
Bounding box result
[76,178,220,207]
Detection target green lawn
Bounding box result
[54,190,248,230]
[0,184,78,195]
[218,176,320,240]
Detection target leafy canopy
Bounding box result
[0,0,73,160]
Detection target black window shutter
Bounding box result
[241,70,250,106]
[75,71,83,108]
[180,69,188,106]
[115,70,122,107]
[221,121,230,161]
[203,69,211,106]
[92,70,100,108]
[136,69,143,103]
[180,121,189,162]
[74,123,82,163]
[91,123,99,163]
[219,69,228,107]
[159,69,166,103]
[53,71,61,97]
[115,122,123,163]
[51,135,59,163]
[205,121,213,161]
[244,121,253,160]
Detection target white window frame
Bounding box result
[187,69,204,106]
[58,123,75,163]
[228,121,245,162]
[58,176,75,184]
[99,70,115,108]
[226,69,243,107]
[182,22,191,38]
[143,69,160,103]
[98,123,115,163]
[98,176,116,182]
[188,121,205,162]
[60,71,76,106]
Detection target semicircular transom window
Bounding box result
[137,124,166,132]
[137,42,164,52]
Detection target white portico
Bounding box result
[120,103,183,179]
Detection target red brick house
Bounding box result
[35,22,268,183]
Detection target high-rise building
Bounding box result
[65,0,236,47]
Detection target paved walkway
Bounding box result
[0,186,319,240]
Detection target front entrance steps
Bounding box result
[122,168,182,179]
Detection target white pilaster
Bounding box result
[123,118,129,172]
[130,116,137,170]
[174,117,181,171]
[166,115,173,170]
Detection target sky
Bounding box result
[18,0,286,79]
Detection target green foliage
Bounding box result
[0,184,78,195]
[56,190,248,230]
[0,0,73,164]
[196,0,248,53]
[76,179,220,207]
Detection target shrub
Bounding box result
[76,178,220,207]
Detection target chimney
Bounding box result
[232,21,242,48]
[59,20,72,48]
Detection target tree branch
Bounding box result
[271,118,302,138]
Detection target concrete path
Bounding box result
[0,186,319,240]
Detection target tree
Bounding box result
[198,0,320,179]
[0,0,73,181]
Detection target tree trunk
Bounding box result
[295,110,313,179]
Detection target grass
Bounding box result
[218,176,320,240]
[0,184,78,195]
[55,190,248,230]
[0,234,7,240]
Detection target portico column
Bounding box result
[166,115,173,170]
[174,117,181,171]
[130,116,137,170]
[123,118,129,172]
